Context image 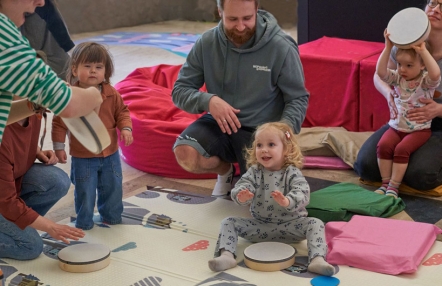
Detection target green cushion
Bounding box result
[306,182,406,223]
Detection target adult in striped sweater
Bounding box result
[0,0,101,260]
[0,0,103,144]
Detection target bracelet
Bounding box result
[122,127,132,132]
[53,142,66,151]
[27,101,45,113]
[27,101,46,119]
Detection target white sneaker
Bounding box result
[211,164,235,198]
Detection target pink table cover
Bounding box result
[299,37,384,131]
[359,53,390,131]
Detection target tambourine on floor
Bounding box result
[243,242,296,272]
[62,111,111,154]
[57,243,111,273]
[387,7,430,49]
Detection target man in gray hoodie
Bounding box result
[172,0,309,197]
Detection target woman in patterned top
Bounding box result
[208,122,335,276]
[0,0,103,144]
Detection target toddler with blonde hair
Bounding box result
[209,122,335,276]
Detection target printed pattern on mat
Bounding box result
[129,276,162,286]
[2,185,442,286]
[183,240,210,251]
[75,32,200,57]
[423,253,442,266]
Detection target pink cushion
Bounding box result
[304,156,351,170]
[326,215,442,275]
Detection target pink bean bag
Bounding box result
[115,64,219,179]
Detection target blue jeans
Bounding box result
[71,151,123,230]
[0,163,70,260]
[354,124,442,190]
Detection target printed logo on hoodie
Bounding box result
[253,65,271,72]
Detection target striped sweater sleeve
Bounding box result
[0,13,72,143]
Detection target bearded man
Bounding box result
[172,0,309,197]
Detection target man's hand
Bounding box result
[407,98,441,123]
[208,96,241,135]
[237,189,254,203]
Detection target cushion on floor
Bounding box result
[306,182,405,222]
[303,156,351,170]
[296,126,346,157]
[326,215,442,275]
[321,130,373,168]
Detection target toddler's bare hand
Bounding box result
[120,129,133,146]
[237,189,254,203]
[271,190,289,207]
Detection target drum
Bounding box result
[62,111,111,154]
[387,7,430,49]
[57,243,111,273]
[243,242,296,272]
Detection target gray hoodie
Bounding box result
[172,10,309,133]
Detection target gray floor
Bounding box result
[44,21,359,223]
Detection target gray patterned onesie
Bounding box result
[213,164,327,262]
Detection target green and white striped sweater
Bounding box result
[0,13,71,144]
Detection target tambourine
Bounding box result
[57,243,111,273]
[243,242,296,272]
[387,7,430,49]
[62,111,111,154]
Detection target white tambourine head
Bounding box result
[57,243,111,273]
[243,242,296,272]
[387,7,430,49]
[61,111,111,154]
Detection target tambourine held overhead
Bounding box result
[61,111,111,154]
[387,7,430,49]
[243,242,296,272]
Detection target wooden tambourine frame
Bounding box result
[243,242,296,272]
[61,111,111,154]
